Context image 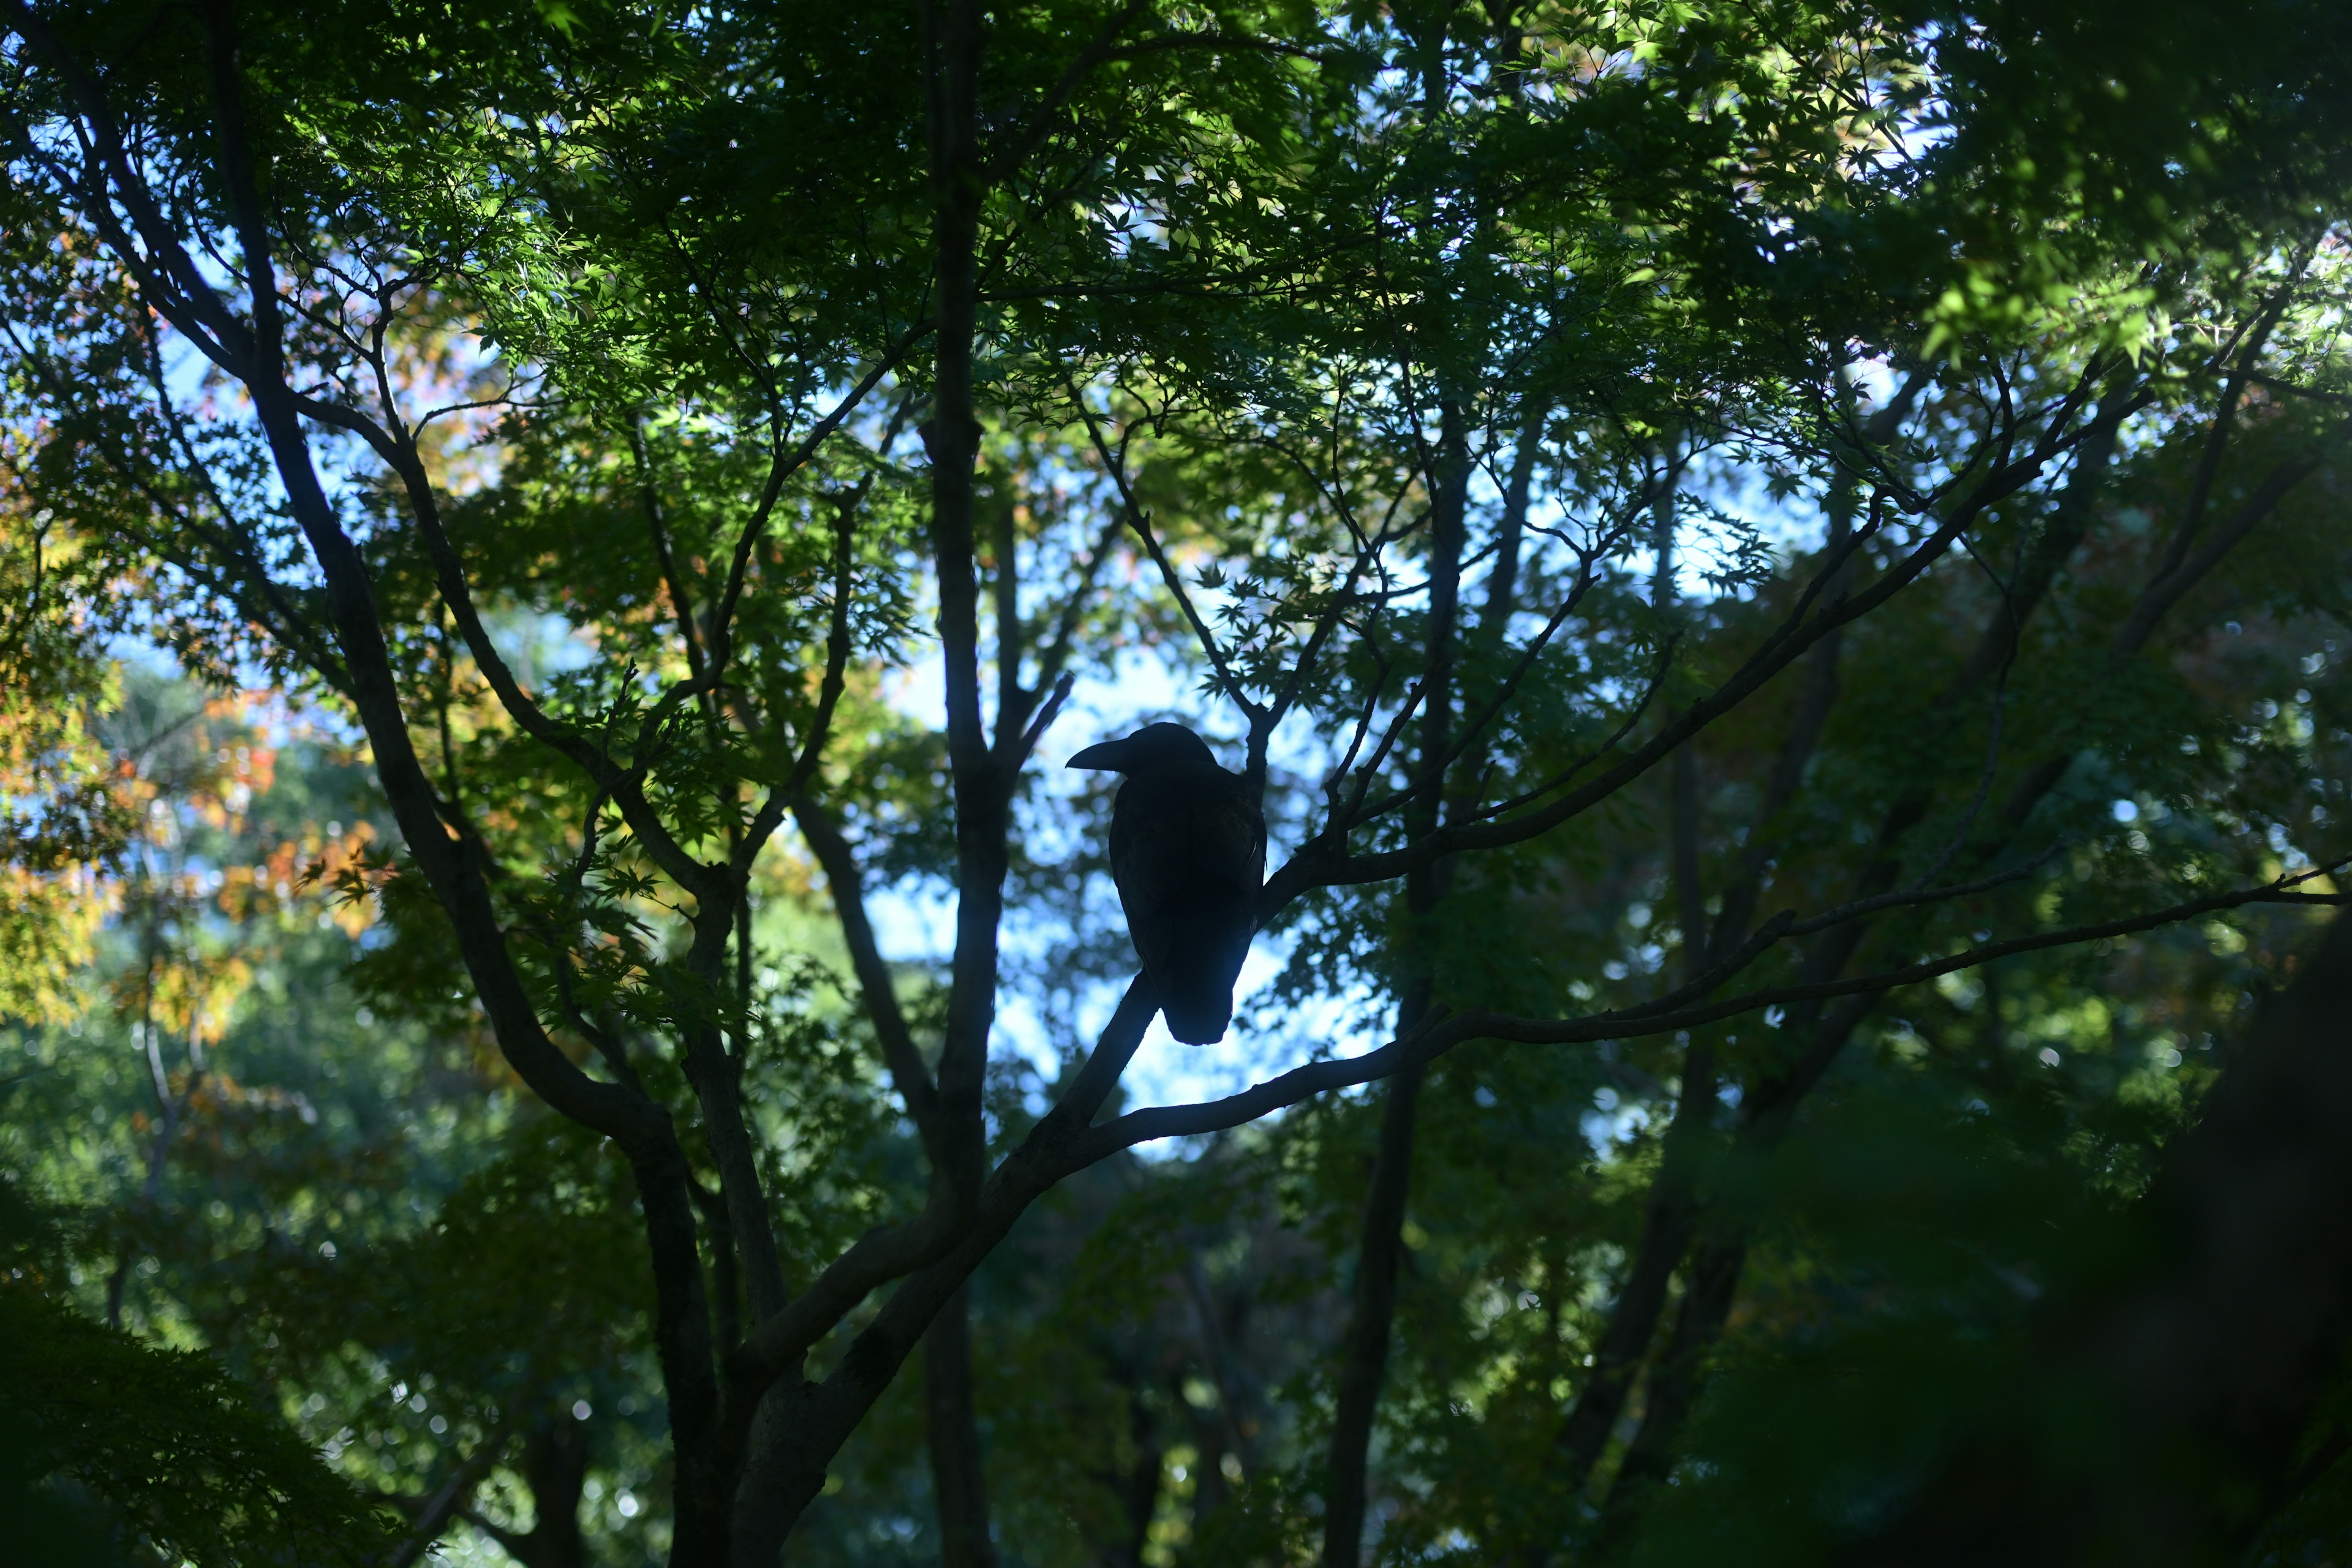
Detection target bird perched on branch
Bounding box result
[1069,723,1265,1044]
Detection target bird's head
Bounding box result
[1066,722,1218,775]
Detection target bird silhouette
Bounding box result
[1069,723,1265,1044]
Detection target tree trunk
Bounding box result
[1600,1232,1747,1515]
[1586,404,2133,1518]
[925,1282,998,1568]
[1547,442,1707,1507]
[1321,375,1474,1565]
[516,1418,591,1568]
[1321,1058,1427,1568]
[466,1417,590,1568]
[1108,1348,1166,1568]
[1844,913,2352,1566]
[1547,1090,1707,1498]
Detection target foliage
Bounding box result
[0,1176,395,1564]
[2,0,2351,1564]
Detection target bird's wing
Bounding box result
[1110,765,1259,892]
[1180,783,1264,899]
[1107,781,1182,976]
[1106,764,1259,970]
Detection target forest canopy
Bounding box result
[4,0,2352,1564]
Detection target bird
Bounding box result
[1068,722,1265,1044]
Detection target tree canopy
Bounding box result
[5,0,2352,1563]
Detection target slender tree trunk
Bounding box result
[1595,400,2125,1511]
[916,0,1004,1205]
[165,21,732,1559]
[1547,1028,1719,1509]
[1601,388,2255,1540]
[455,1417,590,1568]
[925,1283,998,1568]
[515,1419,592,1568]
[108,940,194,1329]
[1602,1232,1747,1514]
[911,7,1005,1560]
[1548,443,1705,1506]
[1116,1356,1165,1568]
[386,1430,511,1568]
[1321,377,1475,1564]
[456,1418,590,1568]
[1321,1055,1428,1567]
[725,6,1009,1562]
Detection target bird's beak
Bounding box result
[1066,739,1131,771]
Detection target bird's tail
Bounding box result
[1162,990,1234,1046]
[1158,927,1247,1045]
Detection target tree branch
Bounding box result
[1081,864,2346,1158]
